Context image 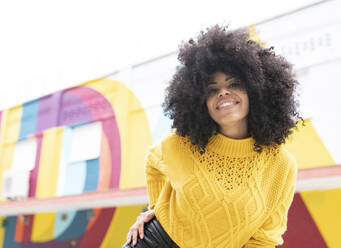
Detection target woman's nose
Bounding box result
[218,88,230,97]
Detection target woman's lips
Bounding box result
[216,100,240,110]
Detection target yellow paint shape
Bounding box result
[0,217,5,248]
[248,25,266,48]
[35,127,64,198]
[32,212,56,241]
[100,205,146,248]
[284,119,335,169]
[86,79,152,189]
[1,106,23,144]
[0,107,23,201]
[31,127,63,241]
[300,189,341,248]
[0,111,6,142]
[285,119,338,246]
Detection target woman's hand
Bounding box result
[126,209,155,246]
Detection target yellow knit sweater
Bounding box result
[145,131,297,248]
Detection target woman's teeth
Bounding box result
[216,101,239,110]
[220,102,233,107]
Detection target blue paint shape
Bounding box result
[53,210,77,239]
[55,210,89,241]
[83,158,99,192]
[2,216,21,248]
[19,100,39,140]
[64,161,86,195]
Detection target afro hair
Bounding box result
[162,24,300,153]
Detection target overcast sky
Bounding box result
[0,0,319,110]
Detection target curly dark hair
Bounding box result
[162,24,300,153]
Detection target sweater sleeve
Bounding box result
[144,144,167,211]
[245,152,298,248]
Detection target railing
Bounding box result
[0,165,340,216]
[0,187,148,216]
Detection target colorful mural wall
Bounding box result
[0,79,163,247]
[253,1,341,247]
[0,1,340,247]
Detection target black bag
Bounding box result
[122,216,179,248]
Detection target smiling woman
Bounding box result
[206,71,249,140]
[122,24,299,248]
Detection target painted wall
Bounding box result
[0,79,159,247]
[254,2,341,247]
[0,1,340,247]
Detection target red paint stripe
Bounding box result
[21,133,42,241]
[15,215,33,242]
[22,215,34,241]
[282,194,328,248]
[78,208,116,248]
[86,209,102,231]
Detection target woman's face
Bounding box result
[205,71,249,130]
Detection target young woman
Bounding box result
[122,24,299,248]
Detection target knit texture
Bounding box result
[145,131,297,248]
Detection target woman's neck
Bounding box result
[219,120,249,139]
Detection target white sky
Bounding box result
[0,0,319,110]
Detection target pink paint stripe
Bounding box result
[297,165,341,180]
[102,119,121,188]
[67,87,121,188]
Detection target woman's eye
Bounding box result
[229,81,241,88]
[207,88,218,95]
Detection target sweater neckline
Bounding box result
[206,132,257,157]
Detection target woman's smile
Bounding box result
[215,96,240,110]
[206,71,249,133]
